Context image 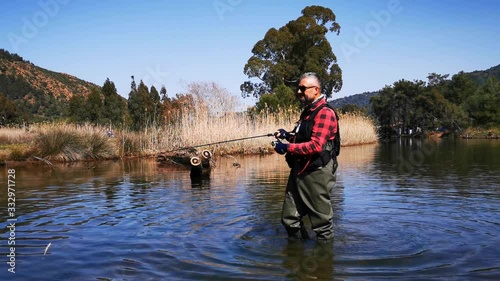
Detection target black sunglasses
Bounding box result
[298,85,318,93]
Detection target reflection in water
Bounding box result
[190,177,211,189]
[337,143,379,170]
[0,140,498,280]
[283,240,335,280]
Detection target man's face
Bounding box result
[297,78,320,104]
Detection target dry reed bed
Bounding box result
[158,109,300,155]
[0,111,378,162]
[338,113,379,146]
[0,126,35,144]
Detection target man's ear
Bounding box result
[315,87,321,97]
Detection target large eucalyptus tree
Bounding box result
[241,5,342,99]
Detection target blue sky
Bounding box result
[1,0,499,109]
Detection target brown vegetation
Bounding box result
[0,60,97,100]
[0,78,378,162]
[0,109,379,162]
[337,113,378,146]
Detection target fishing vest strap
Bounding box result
[289,103,340,175]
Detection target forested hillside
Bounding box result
[330,64,500,113]
[0,49,239,132]
[466,64,500,85]
[0,49,98,123]
[329,91,379,111]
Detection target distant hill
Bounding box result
[0,49,99,121]
[329,64,500,111]
[329,91,379,109]
[465,64,500,85]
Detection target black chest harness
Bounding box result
[287,103,340,175]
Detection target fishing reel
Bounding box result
[190,156,201,166]
[271,139,282,147]
[190,150,213,166]
[201,150,212,159]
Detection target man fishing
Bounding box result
[273,72,338,241]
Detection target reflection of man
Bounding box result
[273,72,338,241]
[282,240,334,279]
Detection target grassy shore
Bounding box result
[0,110,379,162]
[460,127,500,139]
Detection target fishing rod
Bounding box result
[164,133,275,153]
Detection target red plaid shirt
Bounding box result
[288,97,337,155]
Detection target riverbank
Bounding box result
[460,127,500,139]
[0,111,379,163]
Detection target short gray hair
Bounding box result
[299,72,322,90]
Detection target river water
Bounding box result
[0,138,499,280]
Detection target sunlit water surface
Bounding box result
[1,138,499,280]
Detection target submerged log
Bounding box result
[157,149,215,179]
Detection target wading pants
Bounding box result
[281,159,335,240]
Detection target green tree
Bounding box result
[0,92,20,125]
[241,5,342,99]
[465,77,500,127]
[371,79,468,135]
[68,94,88,124]
[149,85,162,127]
[253,83,298,113]
[128,78,143,130]
[372,79,425,134]
[426,73,449,87]
[371,85,396,136]
[445,71,477,105]
[0,49,25,62]
[440,99,469,131]
[102,78,127,127]
[86,87,103,125]
[45,95,65,120]
[420,88,468,131]
[127,79,156,130]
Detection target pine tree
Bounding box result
[102,78,127,127]
[87,87,103,125]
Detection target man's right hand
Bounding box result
[274,129,289,140]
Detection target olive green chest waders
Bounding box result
[281,159,336,240]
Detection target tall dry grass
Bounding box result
[338,113,379,146]
[0,126,36,161]
[0,79,380,162]
[0,105,378,162]
[32,123,117,161]
[0,126,36,144]
[0,123,152,162]
[158,107,299,155]
[157,107,379,154]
